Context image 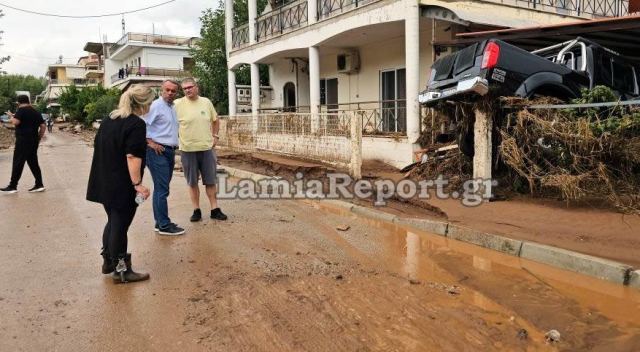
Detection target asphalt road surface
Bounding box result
[1,131,639,351]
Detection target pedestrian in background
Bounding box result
[46,116,54,133]
[175,78,227,222]
[1,95,46,194]
[86,84,154,284]
[145,80,184,235]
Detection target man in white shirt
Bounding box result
[145,80,185,235]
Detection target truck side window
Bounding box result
[597,54,613,87]
[612,60,636,93]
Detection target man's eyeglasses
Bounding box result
[182,85,195,91]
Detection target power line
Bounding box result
[0,0,177,18]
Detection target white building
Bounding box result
[99,33,199,91]
[225,0,628,168]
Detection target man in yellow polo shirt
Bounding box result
[175,77,227,222]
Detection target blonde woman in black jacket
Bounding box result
[87,84,154,284]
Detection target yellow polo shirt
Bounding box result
[174,96,218,152]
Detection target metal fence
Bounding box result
[232,23,250,49]
[255,0,308,42]
[320,100,407,135]
[481,0,629,17]
[317,0,377,20]
[110,33,199,55]
[110,67,190,83]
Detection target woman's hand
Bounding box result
[134,184,150,199]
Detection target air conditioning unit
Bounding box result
[337,51,360,74]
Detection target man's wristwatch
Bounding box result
[133,180,142,186]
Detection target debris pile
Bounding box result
[500,88,640,213]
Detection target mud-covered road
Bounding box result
[1,132,639,351]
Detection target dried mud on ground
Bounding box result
[216,149,640,268]
[1,133,639,351]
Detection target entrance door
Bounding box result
[380,68,406,133]
[320,78,338,111]
[283,82,296,112]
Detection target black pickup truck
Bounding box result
[419,37,640,105]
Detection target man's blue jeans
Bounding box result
[146,146,175,229]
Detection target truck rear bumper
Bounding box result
[418,77,489,105]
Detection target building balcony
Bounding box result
[231,0,630,50]
[109,33,199,59]
[110,66,190,84]
[48,78,101,86]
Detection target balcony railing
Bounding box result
[317,0,376,20]
[49,78,101,85]
[255,0,308,42]
[110,67,190,84]
[232,23,250,49]
[110,33,199,55]
[481,0,629,17]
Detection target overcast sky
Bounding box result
[0,0,219,76]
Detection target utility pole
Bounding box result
[121,14,125,36]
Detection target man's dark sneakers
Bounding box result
[190,208,202,222]
[0,186,17,194]
[28,185,45,193]
[158,223,185,236]
[211,208,228,221]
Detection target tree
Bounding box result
[58,85,121,125]
[0,10,10,74]
[191,0,268,115]
[0,75,46,113]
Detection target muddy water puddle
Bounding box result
[310,201,640,350]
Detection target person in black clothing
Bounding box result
[1,95,46,194]
[86,84,154,284]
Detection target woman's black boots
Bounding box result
[101,248,115,274]
[112,253,150,284]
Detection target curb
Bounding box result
[629,270,640,289]
[222,166,637,288]
[447,224,523,256]
[393,218,448,236]
[519,242,632,284]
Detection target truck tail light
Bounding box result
[481,42,500,69]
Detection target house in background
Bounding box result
[87,33,199,91]
[39,58,102,109]
[225,0,629,168]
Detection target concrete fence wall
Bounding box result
[219,112,362,177]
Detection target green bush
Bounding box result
[58,85,121,125]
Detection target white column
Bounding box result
[251,63,260,131]
[308,0,318,25]
[228,69,236,116]
[249,0,257,44]
[309,46,320,132]
[225,0,234,53]
[405,0,420,144]
[473,109,492,197]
